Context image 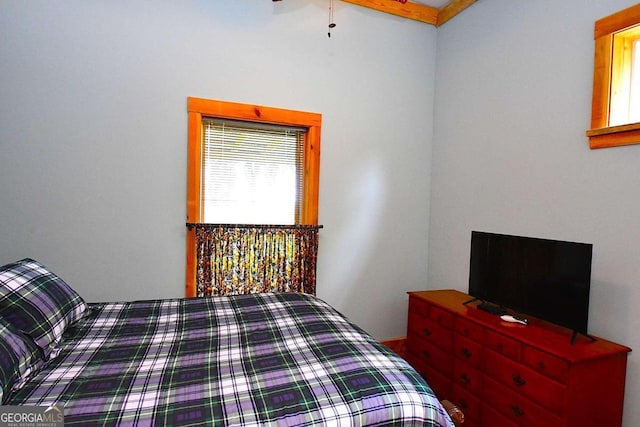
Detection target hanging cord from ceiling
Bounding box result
[328,0,336,37]
[272,0,336,38]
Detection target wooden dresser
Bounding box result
[405,290,631,427]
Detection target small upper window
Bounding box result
[632,37,640,122]
[609,25,640,126]
[587,4,640,149]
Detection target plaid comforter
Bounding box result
[7,293,454,426]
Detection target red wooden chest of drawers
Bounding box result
[405,290,631,427]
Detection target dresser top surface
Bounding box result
[408,289,631,362]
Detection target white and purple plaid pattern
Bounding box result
[0,259,88,360]
[7,293,454,426]
[0,318,43,403]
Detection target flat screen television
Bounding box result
[468,231,593,338]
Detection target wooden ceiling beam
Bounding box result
[339,0,476,27]
[340,0,439,25]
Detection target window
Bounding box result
[587,4,640,149]
[201,118,305,224]
[610,25,640,126]
[185,97,321,296]
[632,37,640,121]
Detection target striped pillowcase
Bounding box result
[0,318,43,403]
[0,259,88,360]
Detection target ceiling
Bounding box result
[339,0,476,26]
[414,0,450,8]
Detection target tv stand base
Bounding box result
[476,301,507,315]
[571,330,598,345]
[463,297,506,315]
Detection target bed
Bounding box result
[0,258,455,426]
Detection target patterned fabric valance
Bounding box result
[189,224,321,297]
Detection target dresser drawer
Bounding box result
[406,350,452,399]
[450,384,481,423]
[408,313,454,352]
[453,359,484,394]
[480,404,520,427]
[408,296,430,317]
[484,349,566,415]
[522,345,569,383]
[407,333,455,377]
[453,334,483,369]
[455,316,485,343]
[483,376,564,427]
[421,365,451,399]
[485,329,521,360]
[429,304,455,329]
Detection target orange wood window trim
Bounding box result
[586,124,640,149]
[587,4,640,149]
[185,97,321,297]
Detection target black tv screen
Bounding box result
[468,231,593,334]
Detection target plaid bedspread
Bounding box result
[7,293,454,427]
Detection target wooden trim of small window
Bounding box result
[185,97,321,297]
[586,122,640,149]
[587,4,640,149]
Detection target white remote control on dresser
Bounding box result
[500,314,528,325]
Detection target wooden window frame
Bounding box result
[185,97,321,297]
[587,4,640,149]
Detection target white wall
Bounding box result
[0,1,436,339]
[3,0,639,423]
[431,1,640,425]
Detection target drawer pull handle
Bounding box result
[423,328,432,337]
[461,348,472,358]
[510,405,525,417]
[460,373,470,384]
[512,374,526,386]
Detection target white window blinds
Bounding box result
[631,38,640,122]
[201,118,305,224]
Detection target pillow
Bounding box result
[0,258,87,359]
[0,318,43,403]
